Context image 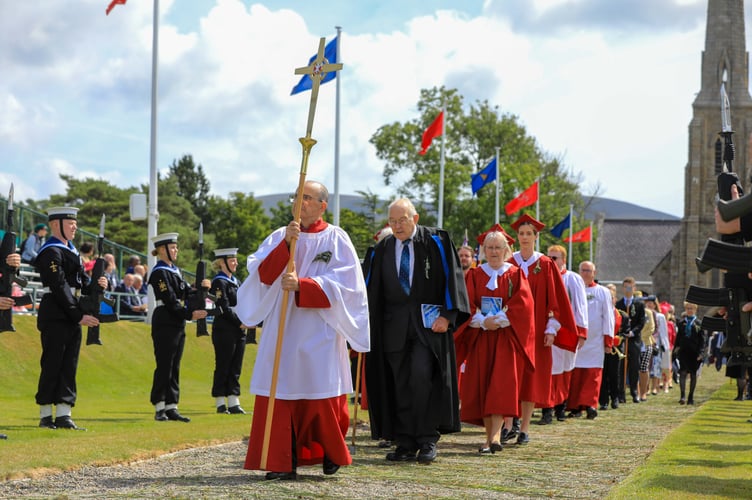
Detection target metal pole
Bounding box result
[146,0,159,324]
[333,27,342,226]
[437,104,446,228]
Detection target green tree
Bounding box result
[206,192,271,279]
[166,155,211,224]
[369,86,588,265]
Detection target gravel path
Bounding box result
[0,374,721,499]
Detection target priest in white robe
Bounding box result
[236,180,370,480]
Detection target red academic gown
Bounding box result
[509,254,578,407]
[455,265,535,423]
[243,219,352,473]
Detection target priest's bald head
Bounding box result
[294,180,329,228]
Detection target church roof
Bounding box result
[594,219,680,286]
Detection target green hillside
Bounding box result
[0,315,258,479]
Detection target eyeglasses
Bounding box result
[289,193,321,204]
[388,216,411,226]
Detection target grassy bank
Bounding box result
[0,315,256,479]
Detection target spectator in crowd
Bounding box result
[21,223,47,264]
[79,242,95,276]
[115,273,146,316]
[132,274,148,311]
[133,264,148,294]
[103,253,119,291]
[125,255,141,275]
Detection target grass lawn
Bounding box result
[0,315,257,479]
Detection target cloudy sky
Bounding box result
[0,0,730,218]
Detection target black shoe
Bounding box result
[567,410,582,418]
[165,409,190,422]
[39,416,56,429]
[323,456,340,475]
[516,432,529,445]
[155,410,168,421]
[502,427,518,443]
[216,405,229,414]
[228,405,246,414]
[632,397,640,404]
[687,399,695,405]
[554,404,567,421]
[417,443,437,464]
[0,433,7,439]
[490,442,503,453]
[386,446,417,462]
[265,471,297,480]
[54,416,82,430]
[619,398,626,404]
[679,398,686,405]
[599,404,608,411]
[611,400,619,409]
[585,407,598,420]
[536,408,553,425]
[377,439,393,449]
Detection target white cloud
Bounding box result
[1,0,718,218]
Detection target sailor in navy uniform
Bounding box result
[34,206,107,430]
[210,248,249,414]
[147,232,209,422]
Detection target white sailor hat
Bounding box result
[151,232,179,247]
[214,248,239,258]
[47,206,79,221]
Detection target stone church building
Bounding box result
[654,0,752,305]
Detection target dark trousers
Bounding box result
[36,321,81,406]
[384,336,441,450]
[599,352,621,406]
[150,324,186,405]
[618,339,641,400]
[211,327,246,397]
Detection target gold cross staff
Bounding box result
[259,36,343,471]
[295,37,343,140]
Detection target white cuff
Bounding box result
[545,317,561,335]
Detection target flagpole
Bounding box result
[494,147,500,224]
[567,204,573,270]
[535,177,540,253]
[437,103,446,228]
[146,0,159,324]
[333,26,342,227]
[589,221,593,262]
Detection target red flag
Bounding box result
[564,226,592,243]
[106,0,127,15]
[504,181,539,215]
[418,111,444,155]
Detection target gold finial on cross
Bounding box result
[295,37,343,139]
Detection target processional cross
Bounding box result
[260,37,342,470]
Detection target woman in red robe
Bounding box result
[455,229,535,453]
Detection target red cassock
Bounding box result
[454,265,536,424]
[509,254,578,407]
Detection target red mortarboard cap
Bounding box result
[476,223,515,247]
[510,213,545,233]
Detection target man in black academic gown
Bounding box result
[365,198,469,464]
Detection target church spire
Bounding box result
[695,0,752,109]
